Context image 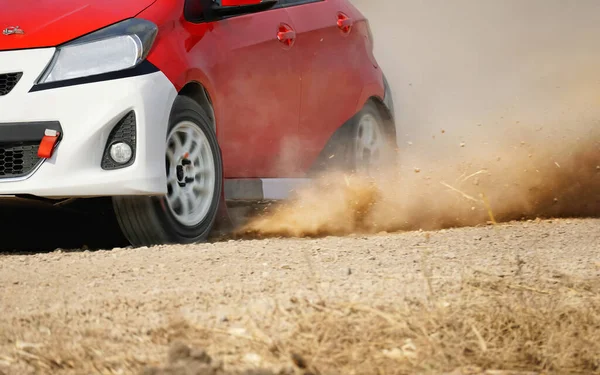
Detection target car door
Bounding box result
[283,0,364,172]
[189,3,302,178]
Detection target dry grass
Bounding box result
[146,274,599,375]
[1,272,598,375]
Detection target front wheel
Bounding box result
[113,96,223,247]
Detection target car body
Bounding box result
[0,0,395,246]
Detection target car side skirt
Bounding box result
[224,178,312,201]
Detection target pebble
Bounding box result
[243,353,262,366]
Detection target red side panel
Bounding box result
[339,0,385,112]
[285,0,384,171]
[142,1,302,178]
[207,10,302,178]
[142,0,383,179]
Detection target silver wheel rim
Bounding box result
[165,121,216,227]
[355,113,385,173]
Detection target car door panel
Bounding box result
[338,0,386,112]
[185,6,302,179]
[285,0,365,172]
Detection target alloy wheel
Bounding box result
[165,121,216,227]
[355,113,385,174]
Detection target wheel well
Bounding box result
[178,82,215,131]
[368,96,397,142]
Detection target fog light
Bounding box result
[109,142,133,164]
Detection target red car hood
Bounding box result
[0,0,157,51]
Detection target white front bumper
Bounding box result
[0,48,178,197]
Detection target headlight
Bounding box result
[38,18,158,84]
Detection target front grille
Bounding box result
[0,72,23,96]
[0,143,41,178]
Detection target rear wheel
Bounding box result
[350,101,396,175]
[113,96,223,247]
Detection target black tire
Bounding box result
[349,100,397,174]
[113,96,223,247]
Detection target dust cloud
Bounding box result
[240,0,600,238]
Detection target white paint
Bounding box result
[0,48,178,197]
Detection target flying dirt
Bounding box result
[239,132,599,238]
[240,0,600,238]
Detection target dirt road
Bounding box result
[1,218,598,374]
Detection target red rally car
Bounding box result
[0,0,396,246]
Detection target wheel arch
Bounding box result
[307,95,397,176]
[367,95,397,142]
[178,81,216,133]
[355,73,397,144]
[173,82,233,237]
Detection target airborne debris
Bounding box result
[239,135,599,238]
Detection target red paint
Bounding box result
[142,0,302,178]
[4,0,385,178]
[284,0,383,171]
[0,0,156,50]
[221,0,261,5]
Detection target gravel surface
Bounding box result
[1,218,598,374]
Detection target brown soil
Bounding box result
[1,219,599,375]
[239,135,599,239]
